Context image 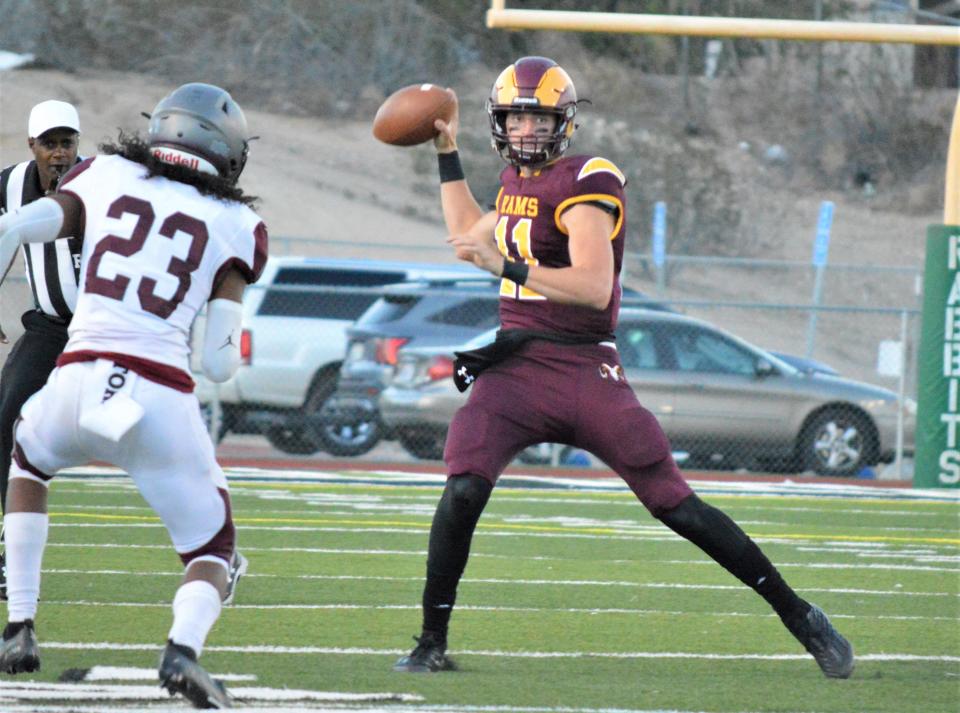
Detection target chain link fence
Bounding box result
[0,246,919,480]
[177,249,918,480]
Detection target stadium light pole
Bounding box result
[486,2,960,488]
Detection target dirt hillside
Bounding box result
[0,67,946,387]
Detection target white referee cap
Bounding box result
[28,100,80,139]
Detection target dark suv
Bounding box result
[321,278,500,455]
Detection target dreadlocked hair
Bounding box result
[98,132,258,208]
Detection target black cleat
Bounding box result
[222,550,248,606]
[0,620,40,674]
[0,551,6,601]
[392,633,456,673]
[159,640,231,709]
[786,604,854,679]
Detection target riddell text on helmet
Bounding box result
[152,148,199,171]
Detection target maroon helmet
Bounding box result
[486,56,578,167]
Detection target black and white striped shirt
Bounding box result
[0,159,83,322]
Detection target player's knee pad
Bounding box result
[178,489,235,568]
[657,493,706,531]
[659,494,747,544]
[444,474,492,522]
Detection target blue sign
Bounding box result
[652,201,666,268]
[812,200,834,267]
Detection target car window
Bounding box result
[257,266,413,319]
[665,326,757,375]
[258,291,379,319]
[617,324,661,369]
[427,298,500,327]
[273,267,407,287]
[355,295,420,324]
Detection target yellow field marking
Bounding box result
[48,511,960,546]
[754,533,960,546]
[50,512,161,522]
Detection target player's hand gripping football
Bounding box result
[433,96,459,153]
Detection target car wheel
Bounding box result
[305,374,382,457]
[264,425,322,455]
[398,428,446,460]
[799,408,875,477]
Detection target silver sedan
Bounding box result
[381,309,915,476]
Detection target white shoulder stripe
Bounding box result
[5,162,29,210]
[577,157,626,186]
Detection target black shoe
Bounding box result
[392,633,456,673]
[0,551,6,602]
[0,620,40,674]
[786,604,854,679]
[222,551,248,606]
[159,640,231,708]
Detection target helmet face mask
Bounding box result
[148,83,249,182]
[487,56,577,168]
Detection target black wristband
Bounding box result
[438,151,465,183]
[501,257,529,286]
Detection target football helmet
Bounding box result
[148,83,249,182]
[486,56,578,167]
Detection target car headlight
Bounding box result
[903,398,917,417]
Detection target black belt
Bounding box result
[452,328,614,392]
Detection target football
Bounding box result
[372,83,457,147]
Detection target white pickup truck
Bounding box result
[191,256,486,455]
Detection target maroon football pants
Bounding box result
[444,341,693,516]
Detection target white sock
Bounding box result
[3,512,48,622]
[168,580,222,656]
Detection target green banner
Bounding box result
[916,225,960,488]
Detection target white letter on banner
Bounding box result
[939,450,960,485]
[946,343,960,376]
[948,307,960,341]
[949,273,960,305]
[951,379,960,412]
[951,235,960,270]
[942,413,960,448]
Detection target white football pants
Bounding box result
[12,359,229,555]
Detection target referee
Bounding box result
[0,100,83,598]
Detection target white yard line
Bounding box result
[79,665,256,681]
[42,599,958,622]
[50,496,951,519]
[37,568,958,597]
[32,641,960,663]
[43,542,960,569]
[0,679,421,703]
[54,468,960,502]
[0,702,780,713]
[45,523,960,552]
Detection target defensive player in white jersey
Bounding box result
[0,83,267,709]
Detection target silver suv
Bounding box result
[191,256,486,454]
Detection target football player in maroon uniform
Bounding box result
[394,56,853,680]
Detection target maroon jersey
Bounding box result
[495,154,626,338]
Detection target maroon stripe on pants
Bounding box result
[178,488,235,566]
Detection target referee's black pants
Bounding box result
[0,310,69,514]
